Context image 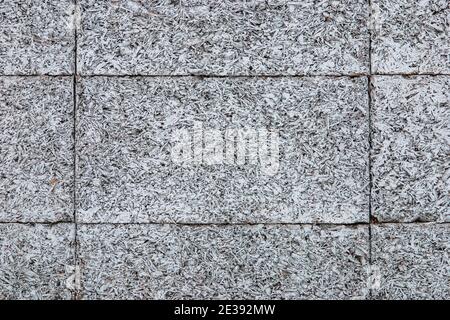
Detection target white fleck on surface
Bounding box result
[371,76,450,222]
[78,0,369,75]
[0,77,74,222]
[0,223,75,299]
[78,224,369,299]
[372,223,450,299]
[76,76,369,223]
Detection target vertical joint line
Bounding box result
[72,0,79,300]
[368,0,374,299]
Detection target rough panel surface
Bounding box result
[371,76,449,222]
[78,224,369,299]
[1,0,449,301]
[0,223,75,299]
[78,0,369,75]
[0,0,75,75]
[372,223,450,299]
[372,0,449,74]
[0,77,74,222]
[77,76,369,223]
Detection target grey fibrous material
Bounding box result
[78,224,369,299]
[77,76,369,223]
[372,223,450,299]
[78,0,369,75]
[0,0,75,75]
[0,77,74,222]
[372,76,450,222]
[371,0,449,74]
[0,0,449,300]
[0,223,75,299]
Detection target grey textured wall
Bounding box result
[0,0,448,299]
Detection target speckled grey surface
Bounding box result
[0,0,75,75]
[0,77,74,222]
[0,223,75,299]
[371,76,449,222]
[0,0,449,301]
[77,76,369,223]
[371,0,449,74]
[372,223,449,299]
[78,224,369,299]
[78,0,369,75]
